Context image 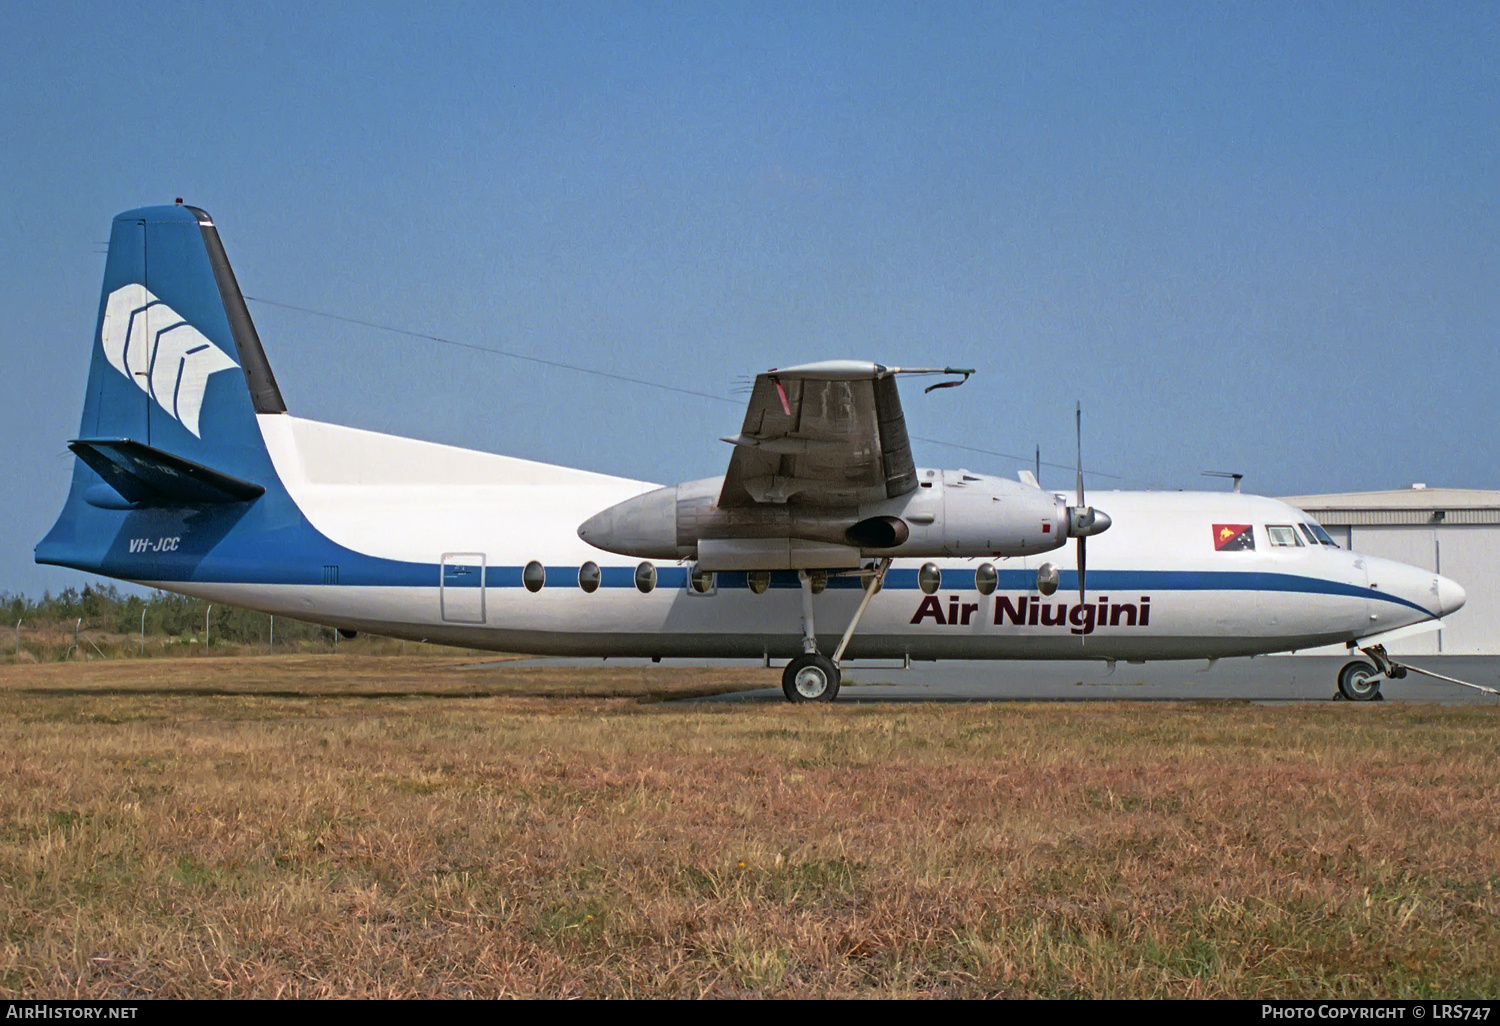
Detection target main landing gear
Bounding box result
[781,558,892,704]
[1336,644,1406,702]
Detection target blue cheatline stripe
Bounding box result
[462,565,1432,618]
[60,497,1428,617]
[88,534,1433,618]
[515,564,690,591]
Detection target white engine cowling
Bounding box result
[577,468,1086,570]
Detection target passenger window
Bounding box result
[635,562,657,593]
[974,563,998,596]
[689,566,716,594]
[523,560,546,591]
[1266,525,1303,547]
[578,561,601,594]
[919,563,942,595]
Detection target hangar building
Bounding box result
[1280,487,1500,655]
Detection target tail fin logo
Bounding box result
[100,284,238,438]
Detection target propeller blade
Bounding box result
[1078,536,1086,606]
[1076,401,1085,604]
[1075,401,1084,508]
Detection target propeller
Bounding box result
[1066,401,1112,605]
[1076,402,1086,604]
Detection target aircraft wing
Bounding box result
[718,361,923,508]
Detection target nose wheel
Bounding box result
[1337,660,1384,701]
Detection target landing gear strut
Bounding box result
[780,558,892,704]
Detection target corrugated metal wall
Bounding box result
[1300,508,1500,526]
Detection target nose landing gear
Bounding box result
[1337,644,1408,701]
[1336,643,1500,702]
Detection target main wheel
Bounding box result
[782,653,841,703]
[1337,660,1383,701]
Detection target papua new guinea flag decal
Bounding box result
[1213,524,1255,551]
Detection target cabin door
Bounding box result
[440,553,487,624]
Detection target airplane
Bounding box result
[36,203,1467,703]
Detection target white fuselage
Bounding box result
[159,414,1462,663]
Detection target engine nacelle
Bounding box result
[577,468,1077,570]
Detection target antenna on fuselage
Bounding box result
[1203,471,1244,493]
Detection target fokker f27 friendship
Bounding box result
[37,204,1467,702]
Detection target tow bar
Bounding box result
[1353,643,1500,700]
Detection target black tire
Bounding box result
[1337,660,1383,702]
[782,653,841,703]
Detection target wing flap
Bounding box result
[873,374,918,497]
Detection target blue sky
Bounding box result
[3,1,1496,596]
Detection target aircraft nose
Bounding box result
[1437,574,1467,619]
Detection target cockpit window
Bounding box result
[1300,522,1339,547]
[1267,525,1303,547]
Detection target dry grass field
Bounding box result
[0,654,1496,998]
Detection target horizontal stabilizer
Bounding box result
[69,438,266,506]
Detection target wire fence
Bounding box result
[0,585,424,663]
[5,614,348,663]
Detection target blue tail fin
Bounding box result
[37,203,290,575]
[78,203,285,465]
